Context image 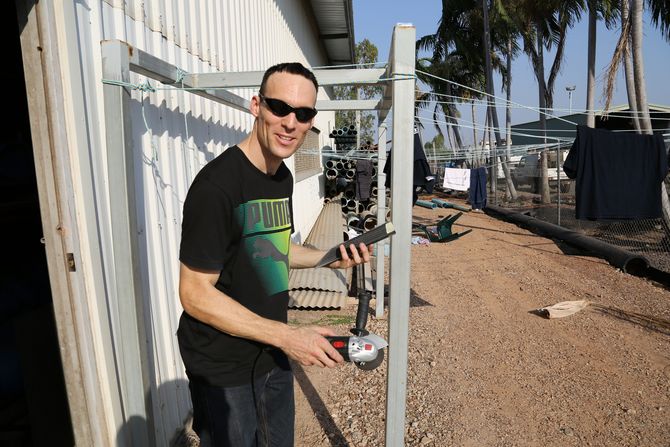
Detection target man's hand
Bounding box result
[279,326,344,367]
[327,242,372,269]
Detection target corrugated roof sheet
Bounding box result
[308,0,355,64]
[305,200,345,251]
[288,290,347,310]
[289,201,350,309]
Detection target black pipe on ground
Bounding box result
[485,205,650,276]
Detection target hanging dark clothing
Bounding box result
[383,133,435,204]
[469,167,488,210]
[355,159,373,201]
[563,125,668,220]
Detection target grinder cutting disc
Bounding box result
[355,348,384,370]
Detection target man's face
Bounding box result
[251,72,317,164]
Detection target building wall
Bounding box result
[50,1,333,444]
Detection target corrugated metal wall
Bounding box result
[63,1,334,443]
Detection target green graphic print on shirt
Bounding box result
[235,198,291,296]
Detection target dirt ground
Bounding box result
[290,196,670,446]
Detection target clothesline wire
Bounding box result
[416,111,670,143]
[309,143,560,160]
[416,112,573,145]
[417,97,670,119]
[311,61,388,69]
[416,69,580,128]
[104,72,669,163]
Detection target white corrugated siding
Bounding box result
[62,1,334,444]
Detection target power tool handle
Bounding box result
[325,336,351,361]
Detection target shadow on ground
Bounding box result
[292,362,349,447]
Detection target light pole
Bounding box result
[565,85,576,115]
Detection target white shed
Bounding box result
[9,0,354,445]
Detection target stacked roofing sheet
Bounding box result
[289,201,350,309]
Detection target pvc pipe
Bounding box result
[346,213,360,228]
[431,198,470,212]
[415,200,437,209]
[344,188,355,200]
[345,169,356,179]
[325,169,338,180]
[325,160,336,169]
[371,186,378,198]
[361,214,378,231]
[485,205,650,276]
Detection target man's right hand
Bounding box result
[279,326,344,368]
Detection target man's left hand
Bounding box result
[328,242,371,269]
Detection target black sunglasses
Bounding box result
[258,94,317,123]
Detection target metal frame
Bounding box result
[375,122,388,319]
[100,23,415,446]
[18,0,109,444]
[385,24,415,446]
[101,41,155,446]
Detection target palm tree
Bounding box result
[419,0,519,197]
[515,0,584,203]
[585,1,618,128]
[622,0,641,132]
[586,1,598,127]
[603,0,640,130]
[482,0,518,199]
[631,0,653,133]
[603,0,669,128]
[415,55,476,151]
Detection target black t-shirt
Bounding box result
[563,125,668,220]
[177,145,294,387]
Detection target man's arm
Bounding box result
[179,262,344,367]
[290,242,371,269]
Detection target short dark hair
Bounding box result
[259,62,318,95]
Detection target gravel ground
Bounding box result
[291,197,670,446]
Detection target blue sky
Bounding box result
[353,0,670,145]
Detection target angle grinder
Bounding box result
[326,332,388,370]
[324,264,388,370]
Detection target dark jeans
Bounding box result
[188,366,295,447]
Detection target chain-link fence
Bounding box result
[488,157,670,274]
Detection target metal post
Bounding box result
[101,40,154,446]
[494,135,498,205]
[557,142,561,226]
[375,122,387,318]
[385,24,415,447]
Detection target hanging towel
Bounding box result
[355,159,373,201]
[469,167,487,210]
[383,132,435,204]
[563,125,668,220]
[443,167,470,191]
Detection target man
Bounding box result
[178,62,370,447]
